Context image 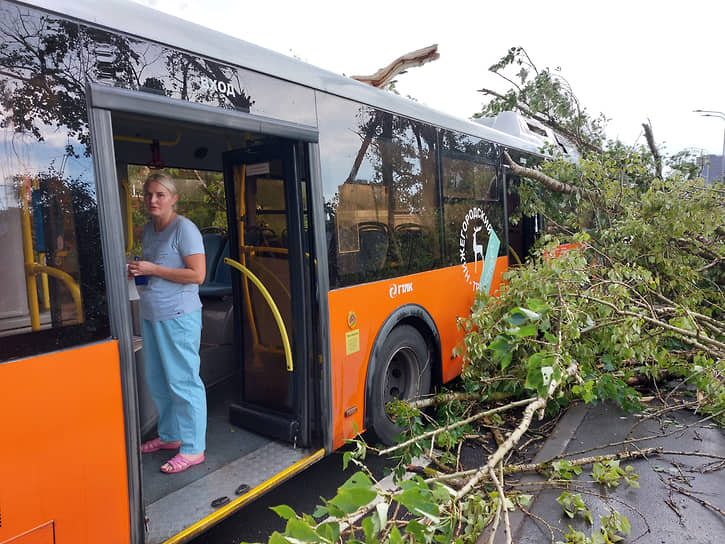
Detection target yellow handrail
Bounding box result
[241,245,288,255]
[223,257,293,372]
[239,255,291,301]
[19,179,84,330]
[19,185,41,330]
[508,245,523,266]
[237,164,259,345]
[26,262,84,323]
[38,252,51,310]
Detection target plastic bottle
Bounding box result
[134,256,148,286]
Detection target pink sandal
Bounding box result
[141,438,181,454]
[160,452,205,474]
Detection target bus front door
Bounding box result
[222,141,313,448]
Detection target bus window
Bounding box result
[0,14,109,361]
[441,131,506,272]
[317,95,440,288]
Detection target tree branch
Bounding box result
[377,396,537,456]
[503,151,595,199]
[478,88,603,155]
[642,121,663,179]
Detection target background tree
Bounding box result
[463,46,724,418]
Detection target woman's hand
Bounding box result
[127,259,156,278]
[127,254,205,285]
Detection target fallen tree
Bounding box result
[244,47,724,544]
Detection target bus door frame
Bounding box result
[85,82,332,543]
[223,142,313,447]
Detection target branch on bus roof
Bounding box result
[351,44,440,89]
[503,151,594,198]
[479,86,603,156]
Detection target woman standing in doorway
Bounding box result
[128,172,207,474]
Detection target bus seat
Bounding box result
[395,223,425,271]
[358,221,388,272]
[199,238,233,298]
[201,232,224,286]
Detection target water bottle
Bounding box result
[134,256,148,286]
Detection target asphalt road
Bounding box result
[190,439,395,544]
[497,401,725,544]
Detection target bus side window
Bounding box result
[320,100,440,288]
[0,173,109,361]
[0,62,110,360]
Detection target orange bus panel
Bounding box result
[328,258,507,449]
[0,521,54,544]
[0,341,130,544]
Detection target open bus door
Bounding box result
[87,81,327,542]
[222,141,315,448]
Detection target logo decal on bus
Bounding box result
[200,76,239,98]
[389,281,413,298]
[459,207,495,292]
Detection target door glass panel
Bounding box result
[231,158,293,411]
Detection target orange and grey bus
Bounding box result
[0,1,562,542]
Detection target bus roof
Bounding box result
[27,0,545,155]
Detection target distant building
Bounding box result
[697,154,724,184]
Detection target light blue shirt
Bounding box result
[139,215,204,322]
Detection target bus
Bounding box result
[0,1,562,543]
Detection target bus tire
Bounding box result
[368,324,432,446]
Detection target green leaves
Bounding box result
[270,505,297,521]
[507,307,542,325]
[525,351,560,397]
[556,492,592,524]
[551,459,583,480]
[555,512,631,544]
[485,303,549,374]
[394,477,441,522]
[477,46,606,153]
[314,472,378,518]
[591,461,639,489]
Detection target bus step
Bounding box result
[229,402,300,444]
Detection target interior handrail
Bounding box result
[240,245,288,255]
[223,257,293,372]
[20,184,41,330]
[239,257,291,302]
[509,245,523,266]
[19,178,84,330]
[26,262,84,324]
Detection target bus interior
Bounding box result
[111,110,321,543]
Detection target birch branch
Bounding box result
[503,151,595,198]
[454,361,579,500]
[377,396,537,456]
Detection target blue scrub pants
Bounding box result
[142,309,206,454]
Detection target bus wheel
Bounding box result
[369,325,431,446]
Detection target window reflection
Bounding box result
[0,0,317,360]
[318,95,440,288]
[0,159,108,359]
[441,130,505,268]
[0,3,107,360]
[87,24,315,125]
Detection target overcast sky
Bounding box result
[134,0,725,156]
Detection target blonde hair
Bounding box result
[143,172,178,196]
